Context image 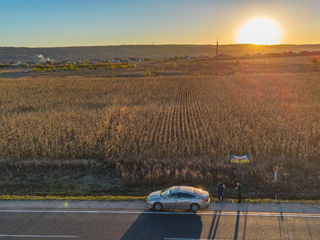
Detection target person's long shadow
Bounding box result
[233,204,249,240]
[121,210,202,240]
[207,210,222,239]
[242,210,248,240]
[234,210,240,240]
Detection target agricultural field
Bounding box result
[0,55,319,198]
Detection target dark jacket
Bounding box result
[236,184,242,194]
[217,182,225,192]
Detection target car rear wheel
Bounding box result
[153,202,163,211]
[190,203,199,212]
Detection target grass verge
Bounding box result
[0,195,146,201]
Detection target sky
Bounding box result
[1,0,320,47]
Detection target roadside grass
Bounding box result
[0,195,318,204]
[0,195,146,201]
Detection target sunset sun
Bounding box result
[236,17,282,45]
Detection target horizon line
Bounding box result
[1,43,320,48]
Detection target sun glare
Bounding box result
[236,17,282,45]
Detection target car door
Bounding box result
[162,193,179,209]
[176,193,196,209]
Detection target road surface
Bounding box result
[0,201,319,239]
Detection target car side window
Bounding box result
[179,193,195,198]
[168,193,179,198]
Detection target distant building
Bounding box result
[128,57,138,62]
[264,53,278,56]
[199,55,209,59]
[90,59,102,64]
[299,51,311,55]
[110,58,122,63]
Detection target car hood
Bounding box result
[147,190,162,199]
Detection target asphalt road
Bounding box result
[0,201,319,240]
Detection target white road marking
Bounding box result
[0,209,320,218]
[0,234,79,238]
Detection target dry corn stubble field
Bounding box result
[0,56,320,197]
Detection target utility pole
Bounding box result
[215,37,219,67]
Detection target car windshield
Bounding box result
[160,188,172,197]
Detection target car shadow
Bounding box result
[121,210,202,240]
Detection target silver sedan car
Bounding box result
[146,186,210,212]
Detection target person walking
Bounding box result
[217,181,225,202]
[235,180,242,204]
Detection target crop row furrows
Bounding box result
[178,82,188,152]
[191,86,209,152]
[157,81,175,152]
[185,81,201,153]
[164,81,176,151]
[136,111,151,153]
[174,84,181,149]
[144,79,164,152]
[183,84,194,153]
[167,81,179,152]
[101,109,119,153]
[193,83,209,152]
[184,82,196,152]
[147,108,162,152]
[185,82,197,152]
[199,85,221,152]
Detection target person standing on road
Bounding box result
[235,181,242,204]
[217,181,225,203]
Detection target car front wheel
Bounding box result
[153,202,163,211]
[190,203,199,212]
